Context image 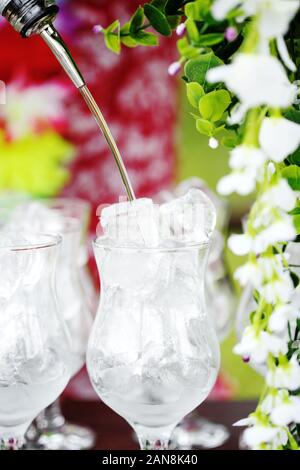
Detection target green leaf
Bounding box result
[104,20,121,54]
[290,271,299,288]
[186,82,205,108]
[289,148,300,166]
[166,14,181,29]
[133,30,159,46]
[291,207,300,234]
[165,0,185,15]
[282,165,300,190]
[221,130,239,148]
[185,0,215,23]
[184,53,223,90]
[177,37,200,59]
[195,33,224,47]
[120,23,138,48]
[199,89,231,122]
[151,0,167,11]
[144,4,172,36]
[186,18,199,43]
[196,118,214,136]
[130,7,144,34]
[285,109,300,125]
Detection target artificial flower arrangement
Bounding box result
[0,79,74,196]
[93,0,300,450]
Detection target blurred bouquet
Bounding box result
[0,26,75,197]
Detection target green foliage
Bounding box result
[104,20,121,54]
[177,37,200,59]
[186,82,205,108]
[186,18,200,43]
[144,4,172,36]
[185,0,213,22]
[290,207,300,234]
[289,148,300,166]
[129,7,144,34]
[195,33,225,46]
[196,118,215,136]
[165,0,185,15]
[199,89,231,122]
[282,165,300,190]
[184,53,223,90]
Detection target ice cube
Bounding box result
[5,201,64,233]
[100,198,160,247]
[174,177,228,232]
[159,189,216,244]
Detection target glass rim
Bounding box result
[93,236,210,252]
[40,196,91,211]
[0,232,63,252]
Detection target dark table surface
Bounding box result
[62,400,256,450]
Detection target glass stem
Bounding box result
[1,436,24,450]
[36,399,65,431]
[135,424,175,451]
[138,437,170,450]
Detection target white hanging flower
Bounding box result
[217,170,257,195]
[234,325,288,363]
[260,179,297,212]
[259,272,294,304]
[234,258,262,286]
[234,414,288,449]
[269,303,300,333]
[228,233,255,255]
[207,54,297,124]
[267,354,300,391]
[259,117,300,162]
[217,145,267,195]
[271,395,300,426]
[254,215,296,252]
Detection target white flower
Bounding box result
[259,117,300,162]
[243,424,287,449]
[217,170,257,195]
[234,326,288,363]
[267,354,300,391]
[234,413,288,449]
[271,395,300,426]
[0,81,68,140]
[254,216,296,251]
[207,54,297,124]
[269,303,300,333]
[217,145,267,195]
[228,233,254,255]
[260,179,297,212]
[234,258,261,286]
[259,272,294,304]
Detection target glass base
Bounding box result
[38,423,96,450]
[1,436,24,450]
[170,416,230,450]
[25,422,96,450]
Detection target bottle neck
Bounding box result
[2,0,58,37]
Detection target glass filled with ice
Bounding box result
[87,190,220,450]
[0,232,74,450]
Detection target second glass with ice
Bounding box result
[87,189,220,450]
